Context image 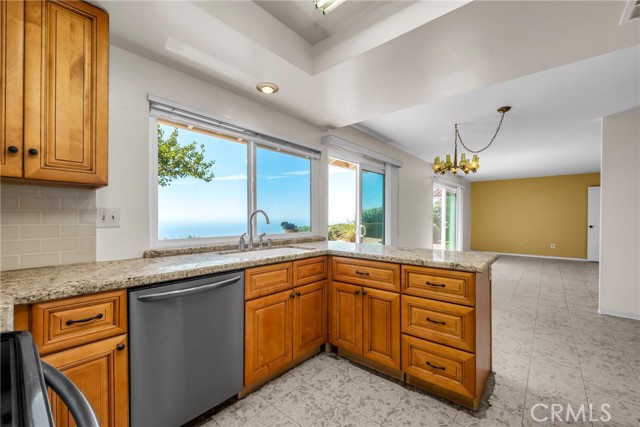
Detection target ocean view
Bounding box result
[159,220,311,240]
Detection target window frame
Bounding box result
[149,114,320,249]
[327,149,387,245]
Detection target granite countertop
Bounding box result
[0,241,497,331]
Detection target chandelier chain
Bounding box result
[456,111,507,154]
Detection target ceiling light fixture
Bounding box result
[433,106,511,176]
[314,0,347,15]
[256,82,279,94]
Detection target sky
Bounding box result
[157,123,310,239]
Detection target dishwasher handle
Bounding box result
[137,276,242,302]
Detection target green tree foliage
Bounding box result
[328,220,356,242]
[362,207,383,224]
[157,127,215,187]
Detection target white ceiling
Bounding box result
[359,46,640,181]
[93,0,640,180]
[254,1,412,45]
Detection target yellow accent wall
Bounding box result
[471,173,600,258]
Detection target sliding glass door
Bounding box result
[433,184,459,251]
[361,170,384,244]
[328,157,385,244]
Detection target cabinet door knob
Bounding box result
[8,146,19,154]
[355,290,360,295]
[116,343,126,351]
[295,292,301,296]
[290,293,295,299]
[362,290,367,295]
[28,148,39,156]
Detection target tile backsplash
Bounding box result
[0,184,96,271]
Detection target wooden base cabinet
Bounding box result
[244,289,294,385]
[293,281,327,359]
[330,281,400,370]
[13,290,129,427]
[244,260,328,388]
[43,335,128,427]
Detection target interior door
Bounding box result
[360,170,385,244]
[587,186,600,262]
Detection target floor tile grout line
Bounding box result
[562,276,595,427]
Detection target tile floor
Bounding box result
[199,256,640,427]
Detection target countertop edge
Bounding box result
[1,246,498,331]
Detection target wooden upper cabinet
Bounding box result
[1,1,25,178]
[330,281,362,354]
[362,287,400,370]
[293,280,327,359]
[23,0,108,185]
[43,334,129,427]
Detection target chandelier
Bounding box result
[433,106,511,176]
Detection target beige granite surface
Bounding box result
[0,241,497,331]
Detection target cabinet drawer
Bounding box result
[293,256,328,286]
[31,290,127,356]
[402,266,475,306]
[332,257,400,292]
[402,334,475,399]
[245,262,293,300]
[401,295,475,352]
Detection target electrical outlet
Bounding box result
[550,243,556,249]
[97,208,121,228]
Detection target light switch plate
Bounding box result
[97,208,121,228]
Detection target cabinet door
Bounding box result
[24,0,108,185]
[245,289,293,386]
[0,0,24,177]
[362,287,400,369]
[293,280,327,359]
[42,334,128,427]
[330,281,362,354]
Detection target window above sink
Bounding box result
[148,98,321,249]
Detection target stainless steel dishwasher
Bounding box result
[129,271,244,427]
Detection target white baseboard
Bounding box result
[598,308,640,321]
[477,251,592,262]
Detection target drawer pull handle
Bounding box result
[66,313,103,325]
[426,361,446,371]
[427,317,446,325]
[355,271,370,276]
[426,281,446,288]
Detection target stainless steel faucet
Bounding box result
[248,210,270,249]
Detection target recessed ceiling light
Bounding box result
[256,82,279,94]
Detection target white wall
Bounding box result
[97,46,435,260]
[599,108,640,320]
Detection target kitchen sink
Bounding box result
[215,246,316,257]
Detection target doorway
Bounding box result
[328,157,385,244]
[587,186,600,262]
[433,184,461,251]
